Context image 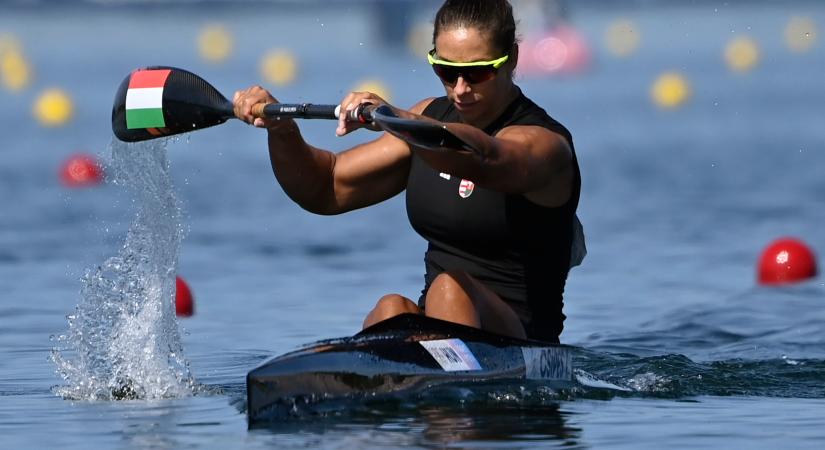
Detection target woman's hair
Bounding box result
[433,0,517,56]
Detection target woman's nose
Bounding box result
[453,76,472,95]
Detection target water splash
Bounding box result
[51,138,195,400]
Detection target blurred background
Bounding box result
[1,0,825,448]
[2,0,821,331]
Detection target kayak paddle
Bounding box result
[111,66,477,152]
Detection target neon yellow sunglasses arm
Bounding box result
[427,50,510,69]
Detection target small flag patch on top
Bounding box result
[458,179,475,198]
[125,69,171,129]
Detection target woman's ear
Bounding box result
[508,43,519,79]
[511,43,519,67]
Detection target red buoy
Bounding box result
[520,24,591,77]
[757,237,818,285]
[175,276,195,317]
[59,153,103,187]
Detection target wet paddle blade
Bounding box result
[112,66,234,142]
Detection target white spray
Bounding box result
[51,138,195,400]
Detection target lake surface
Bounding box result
[2,1,825,448]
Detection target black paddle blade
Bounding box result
[371,105,479,153]
[112,66,234,142]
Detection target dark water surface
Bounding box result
[2,1,825,448]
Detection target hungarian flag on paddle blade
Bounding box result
[125,69,171,129]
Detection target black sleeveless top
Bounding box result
[406,92,581,342]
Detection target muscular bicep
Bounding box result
[329,133,411,212]
[493,126,573,206]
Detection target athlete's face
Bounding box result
[433,26,516,127]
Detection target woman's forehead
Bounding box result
[435,26,497,60]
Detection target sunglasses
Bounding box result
[427,49,510,85]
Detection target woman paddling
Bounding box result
[233,0,584,343]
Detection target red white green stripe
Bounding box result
[125,69,171,129]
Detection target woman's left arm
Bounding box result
[414,123,574,207]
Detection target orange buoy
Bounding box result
[175,276,195,317]
[59,153,103,187]
[757,237,818,285]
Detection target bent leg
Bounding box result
[362,293,421,329]
[424,271,526,339]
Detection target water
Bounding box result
[50,139,195,401]
[2,1,825,448]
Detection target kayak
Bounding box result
[246,313,574,421]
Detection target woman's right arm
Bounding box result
[234,86,429,215]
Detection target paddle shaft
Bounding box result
[249,103,478,153]
[250,103,373,122]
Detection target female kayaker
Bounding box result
[233,0,584,343]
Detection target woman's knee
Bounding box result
[424,271,481,327]
[363,294,419,329]
[373,294,417,313]
[428,270,474,304]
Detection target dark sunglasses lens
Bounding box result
[462,67,496,84]
[432,64,459,83]
[432,64,496,84]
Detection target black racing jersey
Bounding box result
[406,92,581,342]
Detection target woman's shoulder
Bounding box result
[504,92,573,143]
[418,96,455,119]
[409,97,440,115]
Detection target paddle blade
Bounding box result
[112,66,234,142]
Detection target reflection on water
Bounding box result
[250,395,580,449]
[415,404,577,447]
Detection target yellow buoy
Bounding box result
[725,37,760,73]
[605,19,641,57]
[33,88,73,127]
[2,50,32,91]
[352,79,392,103]
[406,22,433,58]
[651,72,690,109]
[198,24,233,63]
[785,16,818,53]
[260,50,298,86]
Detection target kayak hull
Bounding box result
[246,314,573,421]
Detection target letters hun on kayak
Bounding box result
[125,69,171,129]
[419,338,482,371]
